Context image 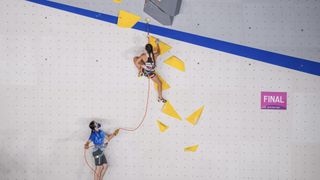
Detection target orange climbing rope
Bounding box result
[84,147,97,176]
[119,79,151,131]
[84,78,151,179]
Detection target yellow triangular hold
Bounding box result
[157,120,169,132]
[184,145,199,152]
[161,101,182,120]
[148,36,172,55]
[164,56,185,72]
[113,0,122,3]
[154,73,170,91]
[117,10,141,28]
[186,106,204,126]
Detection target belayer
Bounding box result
[84,121,119,180]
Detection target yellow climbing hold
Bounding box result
[184,145,199,152]
[117,10,141,28]
[164,56,185,72]
[186,106,204,126]
[148,36,172,55]
[157,120,169,132]
[113,0,122,3]
[161,101,182,120]
[154,73,170,91]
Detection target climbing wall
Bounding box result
[0,1,320,180]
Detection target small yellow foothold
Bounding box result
[186,106,204,126]
[154,73,170,91]
[161,101,182,120]
[148,36,171,55]
[117,10,141,28]
[113,0,122,3]
[157,120,169,132]
[164,56,185,72]
[184,145,199,152]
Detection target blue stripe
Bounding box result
[26,0,320,76]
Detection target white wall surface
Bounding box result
[0,1,319,180]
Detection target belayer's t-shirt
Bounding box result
[89,130,106,145]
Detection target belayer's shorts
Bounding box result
[92,148,107,166]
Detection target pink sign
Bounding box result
[261,92,287,110]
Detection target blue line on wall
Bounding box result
[26,0,320,76]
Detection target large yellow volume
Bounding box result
[164,56,185,72]
[186,106,204,126]
[161,101,182,120]
[148,36,171,55]
[184,145,199,152]
[157,120,169,132]
[113,0,122,3]
[154,73,170,91]
[117,10,141,28]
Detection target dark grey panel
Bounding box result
[144,0,174,26]
[149,0,182,16]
